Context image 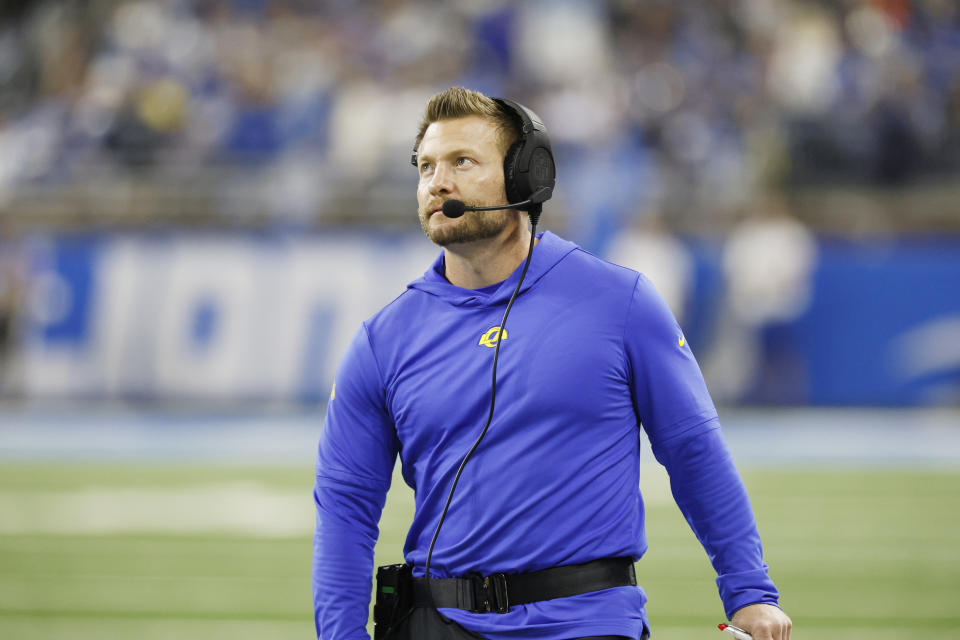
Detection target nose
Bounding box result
[428,162,455,196]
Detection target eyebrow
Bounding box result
[417,147,477,165]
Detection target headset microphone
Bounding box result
[439,199,469,219]
[440,186,553,220]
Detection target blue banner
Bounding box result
[9,231,960,406]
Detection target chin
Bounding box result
[427,212,511,247]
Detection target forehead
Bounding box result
[418,116,504,159]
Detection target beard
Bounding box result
[419,204,512,247]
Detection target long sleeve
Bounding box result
[624,275,779,619]
[313,324,400,639]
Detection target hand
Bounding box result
[730,603,792,640]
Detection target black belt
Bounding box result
[412,557,636,614]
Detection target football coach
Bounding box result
[312,86,792,640]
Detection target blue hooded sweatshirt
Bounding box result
[313,231,779,639]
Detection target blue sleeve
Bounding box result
[624,275,779,619]
[313,323,399,639]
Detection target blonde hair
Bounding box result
[413,87,518,160]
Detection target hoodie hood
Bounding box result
[407,231,578,307]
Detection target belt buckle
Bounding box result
[470,573,510,614]
[488,573,509,614]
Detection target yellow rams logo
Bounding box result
[478,326,508,348]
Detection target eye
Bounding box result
[419,162,433,176]
[456,157,472,167]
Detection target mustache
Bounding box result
[422,199,485,216]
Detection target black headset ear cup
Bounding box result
[495,97,556,209]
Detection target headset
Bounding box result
[495,97,557,221]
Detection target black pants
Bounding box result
[390,606,641,639]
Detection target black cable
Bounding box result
[423,216,540,604]
[381,602,414,640]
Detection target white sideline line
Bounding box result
[0,483,312,537]
[0,468,674,537]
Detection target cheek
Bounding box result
[416,183,430,206]
[476,170,505,195]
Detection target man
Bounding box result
[313,87,792,640]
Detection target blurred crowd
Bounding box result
[0,0,959,237]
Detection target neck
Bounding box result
[443,215,533,289]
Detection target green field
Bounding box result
[1,463,958,639]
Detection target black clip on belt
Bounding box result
[412,557,636,614]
